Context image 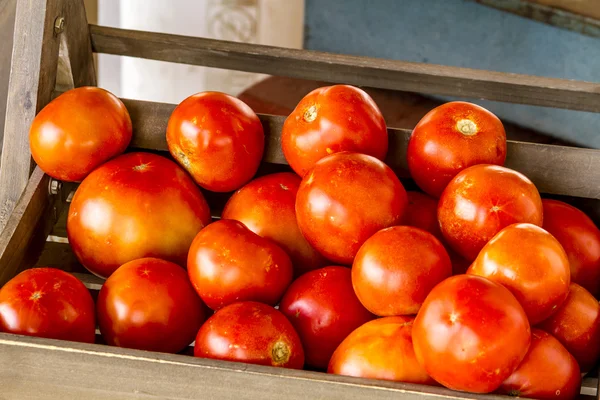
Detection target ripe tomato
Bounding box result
[467,223,570,324]
[279,266,374,369]
[537,283,600,373]
[328,316,435,385]
[166,91,264,192]
[281,85,388,177]
[187,219,293,310]
[352,226,452,316]
[438,164,543,261]
[222,172,325,277]
[67,152,211,278]
[194,301,304,369]
[401,191,443,239]
[407,101,506,198]
[0,268,95,343]
[498,330,580,400]
[29,87,132,182]
[412,274,531,393]
[296,152,407,264]
[542,199,600,298]
[97,258,205,353]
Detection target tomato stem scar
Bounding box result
[456,119,477,136]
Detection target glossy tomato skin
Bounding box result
[498,329,580,400]
[97,258,205,353]
[222,172,325,277]
[279,266,374,369]
[166,91,264,192]
[29,87,132,182]
[413,274,531,393]
[187,219,293,310]
[281,85,388,177]
[0,268,95,343]
[468,223,570,324]
[537,283,600,373]
[67,152,212,278]
[296,152,407,264]
[438,164,543,261]
[542,199,600,298]
[328,316,436,385]
[402,191,443,239]
[194,301,304,369]
[352,226,452,316]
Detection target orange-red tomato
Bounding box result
[352,226,452,316]
[166,91,264,192]
[194,301,304,369]
[97,258,205,353]
[281,85,388,177]
[413,274,531,394]
[279,266,374,369]
[402,191,443,239]
[296,152,407,264]
[537,283,600,373]
[468,223,570,324]
[407,101,506,198]
[328,316,436,385]
[542,199,600,298]
[498,329,581,400]
[187,219,293,310]
[0,268,95,343]
[222,172,325,277]
[29,87,132,182]
[438,164,543,261]
[67,152,212,278]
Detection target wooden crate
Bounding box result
[1,0,600,398]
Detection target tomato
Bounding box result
[296,152,407,264]
[187,219,293,310]
[97,258,205,353]
[281,85,388,177]
[194,301,304,369]
[166,91,264,192]
[412,274,531,393]
[407,101,506,198]
[467,223,570,324]
[222,172,325,277]
[29,87,132,182]
[542,199,600,298]
[537,283,600,373]
[352,226,452,316]
[402,191,442,239]
[279,266,374,369]
[0,268,95,343]
[498,329,580,400]
[438,164,543,261]
[67,152,211,278]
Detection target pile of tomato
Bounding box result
[1,84,600,400]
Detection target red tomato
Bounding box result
[29,87,132,182]
[222,172,325,277]
[281,85,388,177]
[538,283,600,373]
[402,191,442,239]
[166,91,264,192]
[413,274,531,393]
[498,329,581,400]
[328,316,436,385]
[67,152,211,278]
[296,152,407,264]
[279,266,374,369]
[0,268,95,343]
[407,101,506,198]
[438,164,543,261]
[542,199,600,298]
[187,219,293,310]
[352,226,452,316]
[194,301,304,369]
[97,258,205,353]
[467,223,570,324]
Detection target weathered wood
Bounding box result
[62,0,96,87]
[0,0,16,148]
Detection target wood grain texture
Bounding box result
[0,0,16,147]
